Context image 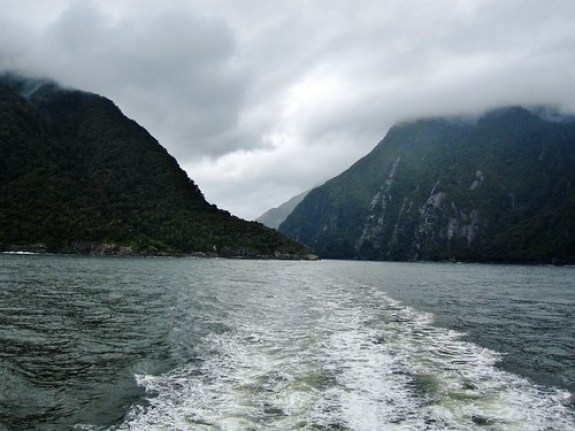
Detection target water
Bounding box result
[0,255,573,430]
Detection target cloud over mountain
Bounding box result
[2,0,575,219]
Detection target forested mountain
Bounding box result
[0,73,314,258]
[279,106,575,264]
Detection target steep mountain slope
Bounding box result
[0,74,313,258]
[280,107,575,263]
[256,190,309,228]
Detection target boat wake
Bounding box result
[114,282,574,430]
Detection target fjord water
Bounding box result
[0,255,573,430]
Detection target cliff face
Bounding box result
[280,107,575,263]
[0,74,313,258]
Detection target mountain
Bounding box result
[0,73,314,258]
[256,190,309,229]
[279,106,575,264]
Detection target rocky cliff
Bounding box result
[280,107,575,263]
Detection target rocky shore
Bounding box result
[0,243,319,261]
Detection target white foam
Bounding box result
[115,281,574,430]
[1,251,38,255]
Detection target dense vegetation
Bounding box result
[0,74,314,258]
[280,107,575,264]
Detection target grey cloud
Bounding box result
[2,0,575,219]
[2,1,253,162]
[269,0,575,149]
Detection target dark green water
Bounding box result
[0,255,573,430]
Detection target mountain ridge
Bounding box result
[279,106,575,263]
[0,73,315,259]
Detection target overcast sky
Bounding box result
[2,0,575,219]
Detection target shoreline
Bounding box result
[3,245,571,265]
[0,244,319,261]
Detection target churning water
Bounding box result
[0,255,573,430]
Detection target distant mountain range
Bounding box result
[256,190,309,229]
[0,73,314,258]
[279,106,575,264]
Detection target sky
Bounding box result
[2,0,575,220]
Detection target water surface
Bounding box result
[0,255,573,430]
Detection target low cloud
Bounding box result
[2,1,251,162]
